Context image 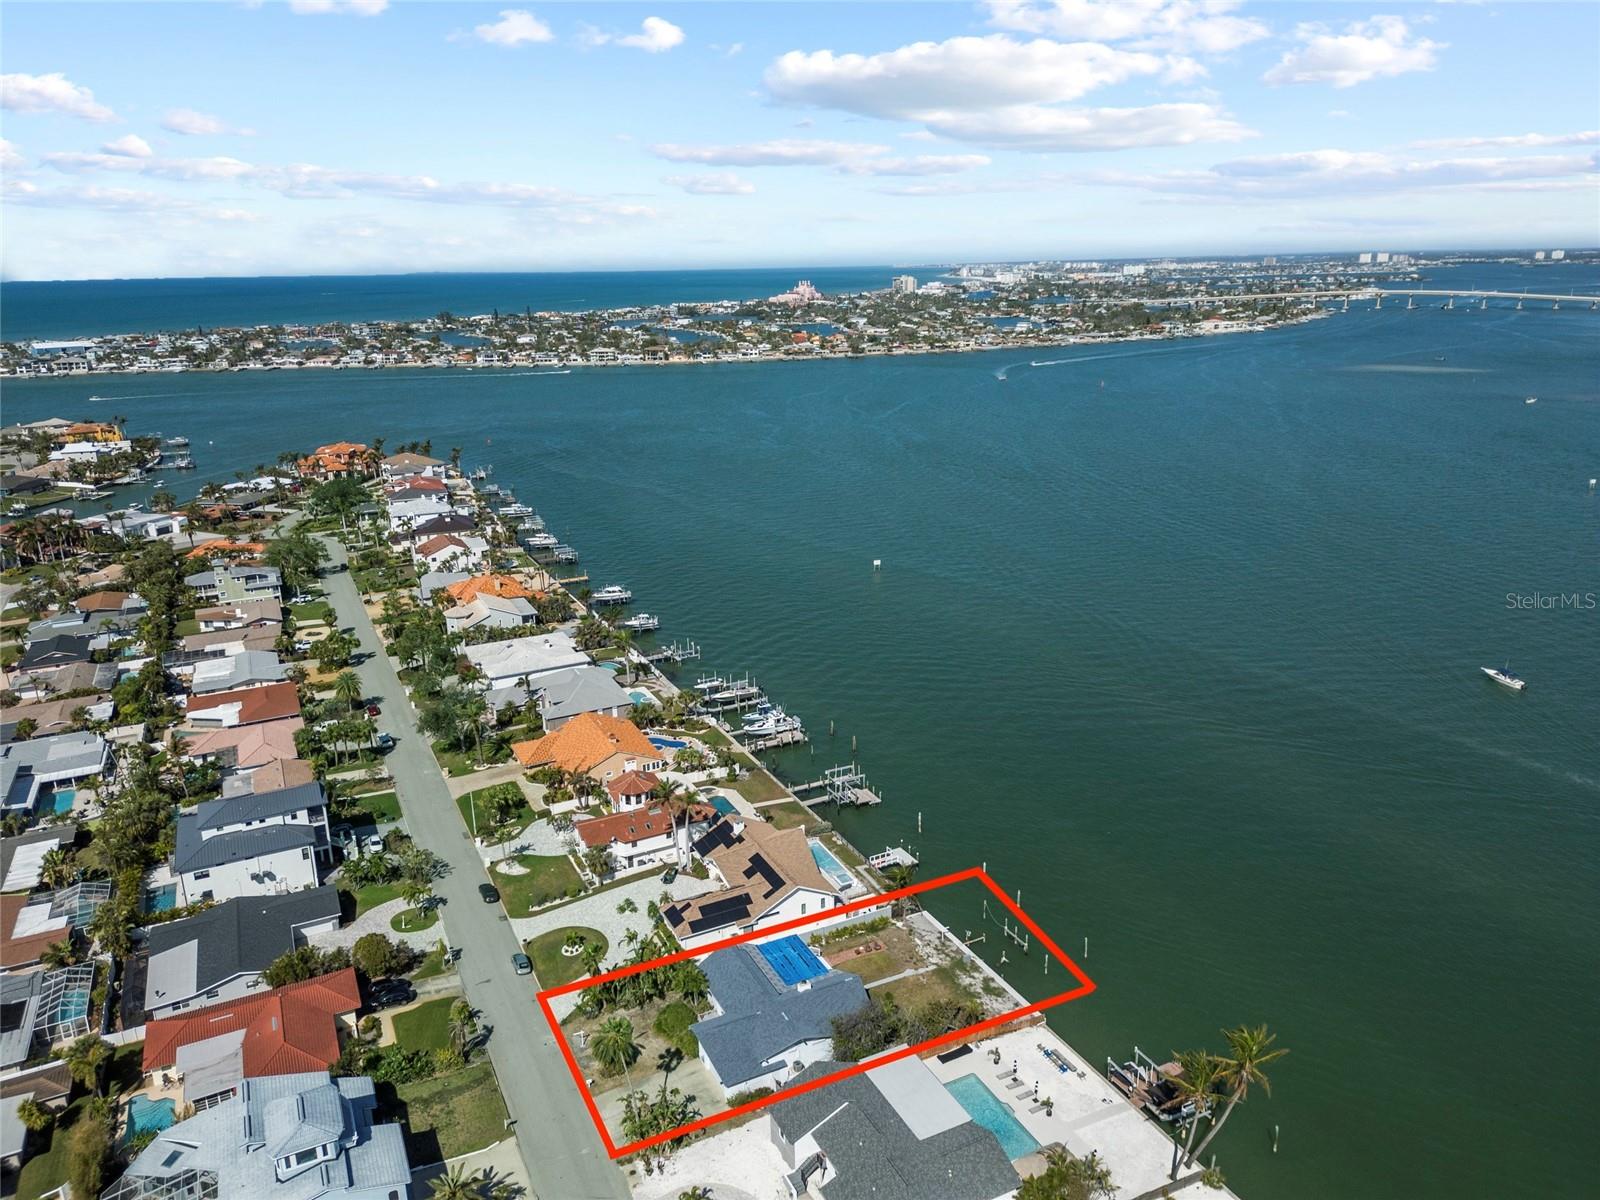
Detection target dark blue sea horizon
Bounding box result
[0,266,920,342]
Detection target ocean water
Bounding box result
[0,266,910,341]
[5,262,1597,1199]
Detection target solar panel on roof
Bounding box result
[744,853,784,895]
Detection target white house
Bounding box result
[462,630,589,691]
[171,780,331,906]
[442,590,537,636]
[574,800,713,874]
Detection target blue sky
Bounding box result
[2,1,1596,279]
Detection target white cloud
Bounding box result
[651,139,889,167]
[4,180,262,221]
[983,0,1269,53]
[0,72,116,122]
[1411,130,1598,150]
[765,35,1173,116]
[1083,147,1597,200]
[918,102,1251,151]
[473,10,554,47]
[287,0,388,15]
[162,107,255,136]
[101,134,153,159]
[618,17,685,53]
[1264,16,1441,88]
[0,138,25,171]
[839,154,992,176]
[663,172,756,195]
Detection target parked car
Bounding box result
[479,883,501,904]
[511,952,533,976]
[368,980,415,1010]
[375,732,395,750]
[660,866,678,885]
[365,703,381,717]
[361,835,385,856]
[289,593,314,605]
[293,640,313,653]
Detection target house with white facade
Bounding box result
[462,630,589,691]
[691,940,867,1098]
[185,563,283,605]
[442,591,536,636]
[574,800,713,873]
[0,731,110,815]
[172,780,331,906]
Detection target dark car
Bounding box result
[660,866,678,885]
[511,953,533,976]
[369,980,415,1010]
[366,703,381,717]
[479,883,501,904]
[375,732,395,750]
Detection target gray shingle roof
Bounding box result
[692,946,868,1090]
[771,1061,1022,1200]
[536,665,633,724]
[194,780,324,832]
[173,818,318,873]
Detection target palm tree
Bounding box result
[40,936,80,970]
[333,669,364,711]
[1186,1025,1288,1168]
[591,1017,640,1079]
[579,941,606,977]
[652,780,695,867]
[678,1189,714,1200]
[15,1097,54,1133]
[1167,1049,1226,1178]
[428,1164,480,1200]
[89,902,134,959]
[38,847,77,890]
[448,999,479,1057]
[60,1033,110,1091]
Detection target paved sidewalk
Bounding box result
[310,898,444,953]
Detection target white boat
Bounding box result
[499,503,532,517]
[517,514,546,532]
[742,704,803,738]
[619,613,659,632]
[590,584,633,606]
[1524,396,1537,405]
[165,435,190,447]
[523,532,559,549]
[1481,665,1526,691]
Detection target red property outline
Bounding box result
[535,865,1096,1158]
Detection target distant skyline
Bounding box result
[2,1,1597,280]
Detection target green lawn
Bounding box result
[525,926,608,987]
[821,831,866,868]
[432,743,513,777]
[290,600,334,624]
[391,906,439,933]
[412,942,453,982]
[348,788,401,822]
[731,769,791,805]
[454,787,538,839]
[14,1096,89,1200]
[345,881,403,916]
[395,1062,508,1162]
[762,799,821,831]
[391,995,457,1052]
[174,618,201,636]
[492,853,584,916]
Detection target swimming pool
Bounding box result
[756,935,830,986]
[125,1095,177,1141]
[649,736,688,750]
[808,840,855,890]
[49,788,76,815]
[707,796,736,815]
[144,883,177,913]
[944,1074,1041,1161]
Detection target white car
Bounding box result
[290,593,315,605]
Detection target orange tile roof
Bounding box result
[443,574,534,604]
[605,770,660,800]
[185,541,267,560]
[142,968,361,1075]
[577,801,714,848]
[185,680,301,725]
[512,711,659,774]
[74,590,131,612]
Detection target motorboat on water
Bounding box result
[741,703,802,738]
[165,435,190,447]
[1524,397,1538,405]
[590,584,633,606]
[523,532,559,550]
[1481,665,1526,691]
[619,613,659,632]
[499,502,532,517]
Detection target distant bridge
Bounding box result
[1071,288,1597,309]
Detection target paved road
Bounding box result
[317,538,629,1200]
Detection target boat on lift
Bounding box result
[165,435,190,447]
[523,532,559,550]
[499,502,532,517]
[741,703,802,737]
[590,584,633,606]
[552,545,579,563]
[619,613,660,632]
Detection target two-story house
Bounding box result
[172,780,331,905]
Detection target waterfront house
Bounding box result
[380,450,446,480]
[441,573,535,605]
[171,779,331,906]
[389,513,477,548]
[0,730,110,815]
[141,968,361,1108]
[691,943,867,1098]
[104,1070,410,1200]
[143,887,342,1017]
[386,494,458,531]
[663,818,845,950]
[463,630,589,691]
[532,664,634,730]
[511,710,666,784]
[412,532,487,573]
[442,590,537,636]
[769,1056,1022,1200]
[574,801,713,873]
[296,442,372,480]
[417,569,472,602]
[105,509,190,542]
[186,563,284,605]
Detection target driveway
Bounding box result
[317,535,629,1200]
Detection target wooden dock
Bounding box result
[794,763,882,807]
[555,575,589,586]
[745,728,808,753]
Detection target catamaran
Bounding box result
[1481,665,1526,691]
[590,584,633,605]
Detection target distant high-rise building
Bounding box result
[1535,251,1547,261]
[1375,252,1391,263]
[1262,256,1278,266]
[1122,264,1146,277]
[892,274,918,295]
[1551,249,1566,260]
[1357,252,1374,264]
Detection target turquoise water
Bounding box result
[144,884,177,914]
[808,840,855,890]
[48,788,76,815]
[4,261,1597,1199]
[945,1073,1041,1160]
[125,1095,177,1140]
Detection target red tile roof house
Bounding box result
[576,801,715,873]
[141,968,361,1108]
[181,680,301,729]
[604,769,660,812]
